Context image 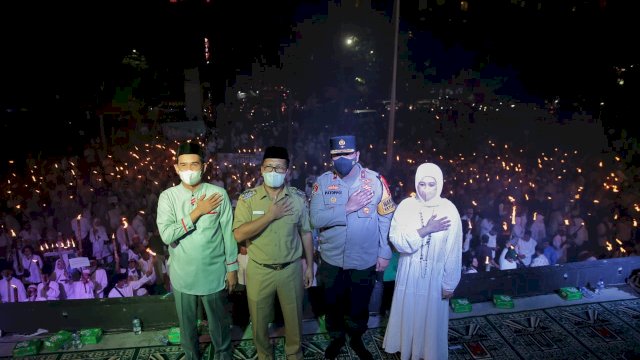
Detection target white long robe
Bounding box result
[36,280,61,301]
[383,196,462,360]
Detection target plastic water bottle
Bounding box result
[133,317,142,335]
[72,332,83,349]
[157,335,169,345]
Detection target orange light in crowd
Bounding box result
[146,248,157,256]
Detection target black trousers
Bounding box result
[317,258,376,339]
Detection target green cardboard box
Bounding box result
[450,298,472,313]
[493,295,514,309]
[559,287,583,300]
[43,330,72,351]
[13,339,41,357]
[168,327,181,344]
[79,328,103,344]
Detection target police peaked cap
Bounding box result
[330,135,356,154]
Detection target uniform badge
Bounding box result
[339,139,346,146]
[330,197,337,203]
[241,190,257,200]
[363,207,370,214]
[327,185,340,190]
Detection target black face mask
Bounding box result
[332,157,356,177]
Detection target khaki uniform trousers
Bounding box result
[247,259,303,360]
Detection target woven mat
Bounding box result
[5,299,640,359]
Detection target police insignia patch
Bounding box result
[312,183,319,196]
[241,190,256,200]
[330,197,337,203]
[377,175,396,215]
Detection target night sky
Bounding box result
[0,0,637,159]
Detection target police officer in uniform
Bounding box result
[233,146,314,360]
[310,135,395,360]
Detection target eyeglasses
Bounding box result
[262,165,287,174]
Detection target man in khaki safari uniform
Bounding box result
[233,146,314,360]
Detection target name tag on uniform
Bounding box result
[252,210,265,215]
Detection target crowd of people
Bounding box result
[0,105,638,359]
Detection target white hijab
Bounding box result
[415,163,444,207]
[54,259,68,279]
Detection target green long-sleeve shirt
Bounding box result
[157,183,238,295]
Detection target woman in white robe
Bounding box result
[51,259,72,299]
[383,162,462,360]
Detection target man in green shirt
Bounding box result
[233,146,314,360]
[157,141,238,360]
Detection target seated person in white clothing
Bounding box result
[499,240,519,270]
[107,267,153,298]
[36,264,61,301]
[0,262,27,302]
[530,245,550,267]
[67,268,96,299]
[88,259,109,298]
[115,255,154,296]
[26,284,38,302]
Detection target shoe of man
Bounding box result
[349,336,373,360]
[324,337,345,360]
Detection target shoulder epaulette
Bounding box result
[240,189,257,200]
[289,187,307,199]
[364,168,379,177]
[319,170,334,178]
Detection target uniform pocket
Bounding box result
[323,193,346,206]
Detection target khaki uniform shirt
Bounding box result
[233,185,311,264]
